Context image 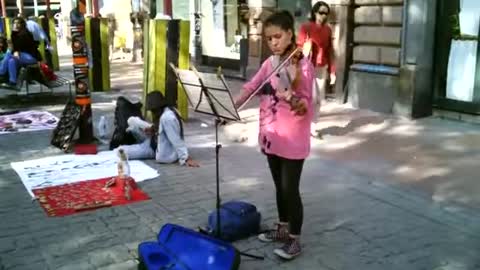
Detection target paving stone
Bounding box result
[112,226,156,243]
[43,250,88,269]
[86,220,110,234]
[76,233,125,253]
[87,245,132,268]
[1,248,45,270]
[105,215,142,231]
[238,257,278,270]
[97,260,138,270]
[5,261,50,270]
[93,208,119,219]
[0,226,31,239]
[0,238,16,254]
[51,260,95,270]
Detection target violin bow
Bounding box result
[237,47,301,111]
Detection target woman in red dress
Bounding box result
[297,1,336,137]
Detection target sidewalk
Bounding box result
[1,58,480,270]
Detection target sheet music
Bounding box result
[171,64,240,121]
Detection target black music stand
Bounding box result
[170,63,263,260]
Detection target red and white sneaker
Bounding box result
[258,222,289,243]
[274,236,302,260]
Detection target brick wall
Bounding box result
[353,0,404,66]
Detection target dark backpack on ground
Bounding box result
[208,201,261,242]
[109,96,144,150]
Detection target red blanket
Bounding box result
[32,176,150,217]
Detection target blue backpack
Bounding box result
[208,201,261,242]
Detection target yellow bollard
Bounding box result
[143,19,190,120]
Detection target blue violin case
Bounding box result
[138,223,241,270]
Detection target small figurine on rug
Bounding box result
[117,148,133,200]
[117,148,130,178]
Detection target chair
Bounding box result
[0,64,73,97]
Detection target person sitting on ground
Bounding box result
[0,17,42,88]
[115,91,199,167]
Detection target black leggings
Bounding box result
[267,154,305,235]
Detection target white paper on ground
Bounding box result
[10,151,160,197]
[0,110,59,134]
[446,40,478,102]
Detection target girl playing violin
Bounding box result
[234,10,314,260]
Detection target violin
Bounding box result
[236,44,308,116]
[276,46,308,116]
[236,46,302,111]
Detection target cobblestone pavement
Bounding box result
[1,57,480,270]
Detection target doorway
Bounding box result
[433,0,480,114]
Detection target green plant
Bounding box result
[450,13,479,40]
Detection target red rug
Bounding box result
[32,176,150,217]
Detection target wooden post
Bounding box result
[164,0,172,16]
[16,0,24,16]
[45,0,51,18]
[92,0,99,17]
[0,0,6,17]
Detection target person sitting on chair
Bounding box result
[0,36,9,61]
[115,91,199,167]
[0,17,41,88]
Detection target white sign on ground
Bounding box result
[10,151,160,197]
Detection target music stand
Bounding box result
[170,63,263,260]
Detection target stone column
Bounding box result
[394,0,437,118]
[1,0,6,17]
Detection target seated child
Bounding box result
[115,91,199,167]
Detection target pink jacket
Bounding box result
[240,56,314,160]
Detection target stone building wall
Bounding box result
[346,0,406,114]
[352,0,403,66]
